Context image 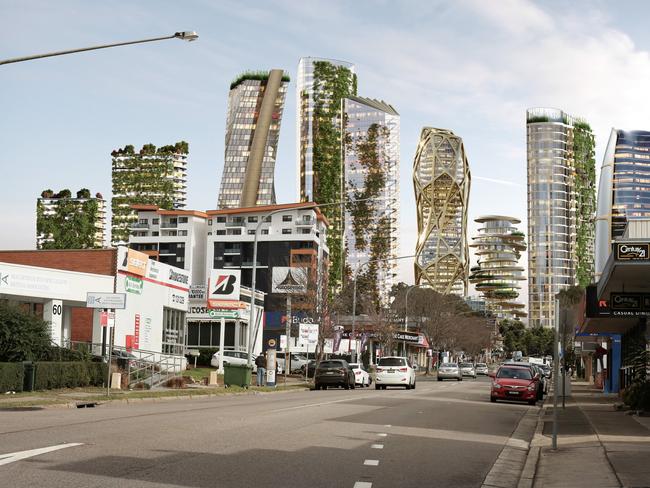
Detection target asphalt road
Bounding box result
[0,376,537,488]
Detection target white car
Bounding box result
[276,352,309,374]
[460,362,477,378]
[374,356,416,390]
[211,350,284,373]
[349,363,371,387]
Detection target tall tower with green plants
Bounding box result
[296,57,357,294]
[111,142,188,246]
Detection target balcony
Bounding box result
[226,221,246,227]
[130,222,150,229]
[160,222,178,228]
[295,218,315,227]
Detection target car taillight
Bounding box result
[355,371,361,375]
[339,368,346,374]
[399,367,408,372]
[376,368,384,372]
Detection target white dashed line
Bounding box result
[371,444,384,449]
[384,424,392,427]
[353,482,372,488]
[364,459,380,466]
[0,443,83,466]
[377,433,387,437]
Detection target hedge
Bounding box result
[0,362,24,393]
[622,381,650,411]
[33,362,107,390]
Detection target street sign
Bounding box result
[272,267,308,294]
[86,292,126,309]
[208,309,240,319]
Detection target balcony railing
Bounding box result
[130,222,150,229]
[160,222,178,228]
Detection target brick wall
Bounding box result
[0,249,116,275]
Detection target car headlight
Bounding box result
[527,385,536,391]
[493,383,502,388]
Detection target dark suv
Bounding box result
[314,359,355,390]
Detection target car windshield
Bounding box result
[497,367,533,380]
[441,363,457,368]
[349,363,361,369]
[460,363,473,368]
[476,363,487,367]
[378,358,405,366]
[318,361,344,368]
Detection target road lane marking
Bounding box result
[384,424,392,427]
[354,482,372,488]
[377,433,387,437]
[0,443,83,467]
[364,459,379,466]
[371,444,384,449]
[269,394,377,413]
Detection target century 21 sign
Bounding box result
[616,243,650,260]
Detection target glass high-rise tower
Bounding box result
[296,57,356,292]
[413,128,471,295]
[218,69,289,209]
[595,129,650,277]
[342,96,400,307]
[527,108,595,328]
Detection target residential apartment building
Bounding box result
[342,96,400,306]
[296,57,356,292]
[206,203,329,311]
[128,205,208,286]
[36,189,106,249]
[413,128,471,295]
[595,129,650,277]
[469,216,527,321]
[111,142,188,246]
[217,70,289,209]
[527,108,595,328]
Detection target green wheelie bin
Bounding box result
[223,364,252,388]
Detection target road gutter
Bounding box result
[481,406,542,488]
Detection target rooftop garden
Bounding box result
[230,70,290,90]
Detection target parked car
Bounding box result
[437,362,463,381]
[349,363,371,387]
[490,364,541,405]
[314,359,355,390]
[301,360,317,378]
[112,349,137,369]
[276,352,309,374]
[504,361,544,400]
[375,356,416,390]
[211,350,280,372]
[460,362,477,378]
[475,363,489,375]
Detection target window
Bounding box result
[179,230,188,236]
[216,229,226,235]
[162,308,185,355]
[248,216,258,223]
[179,217,188,224]
[263,216,272,223]
[261,229,269,235]
[139,218,148,224]
[217,216,226,223]
[227,229,242,235]
[248,230,256,235]
[152,231,159,237]
[282,228,292,235]
[208,219,213,226]
[282,215,292,222]
[152,218,159,225]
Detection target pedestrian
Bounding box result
[255,352,266,387]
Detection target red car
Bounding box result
[490,365,540,405]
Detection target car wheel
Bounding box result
[322,385,327,390]
[375,384,381,390]
[344,382,349,390]
[490,396,497,403]
[437,377,442,381]
[382,385,387,390]
[315,384,321,391]
[528,399,536,406]
[351,381,355,390]
[405,383,411,390]
[412,381,416,390]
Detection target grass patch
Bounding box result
[182,367,218,382]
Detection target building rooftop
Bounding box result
[347,96,399,116]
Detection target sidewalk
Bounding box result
[528,381,650,488]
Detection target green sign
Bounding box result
[208,309,239,319]
[125,275,143,295]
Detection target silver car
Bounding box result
[475,363,489,375]
[437,362,462,381]
[460,362,477,378]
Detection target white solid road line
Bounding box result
[0,443,83,467]
[377,433,387,437]
[370,444,384,449]
[364,459,380,466]
[353,482,372,488]
[269,394,376,413]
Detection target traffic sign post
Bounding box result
[209,309,240,320]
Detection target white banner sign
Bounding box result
[271,267,308,294]
[299,323,319,345]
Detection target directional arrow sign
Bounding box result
[86,292,126,309]
[208,309,240,319]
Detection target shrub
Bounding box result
[33,362,106,390]
[0,362,24,393]
[0,302,52,362]
[622,381,650,411]
[196,348,218,367]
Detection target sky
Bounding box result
[3,0,650,303]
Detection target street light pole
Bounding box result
[351,254,419,363]
[0,31,198,66]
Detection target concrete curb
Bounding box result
[5,386,311,410]
[517,407,545,488]
[482,406,541,488]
